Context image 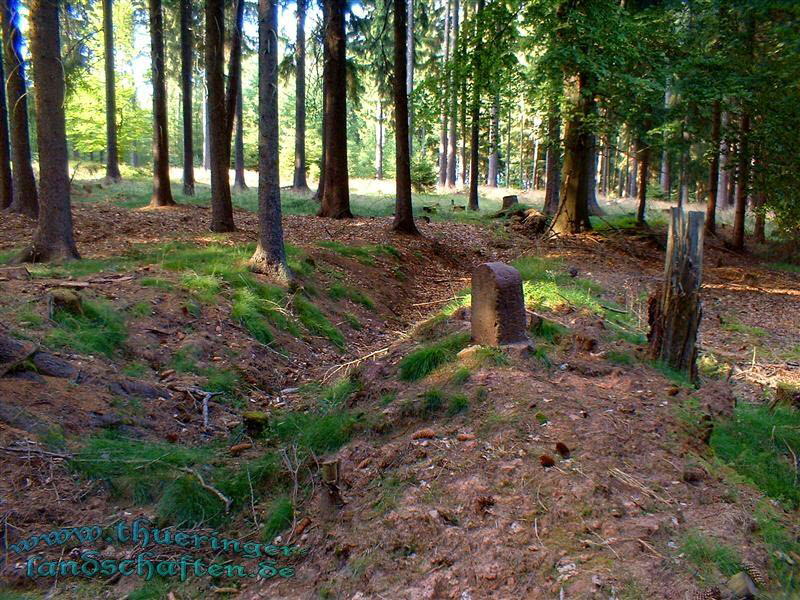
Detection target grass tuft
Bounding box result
[294,296,345,349]
[679,530,741,581]
[47,299,127,357]
[399,332,471,381]
[328,283,375,309]
[262,496,294,541]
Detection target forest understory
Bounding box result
[1,181,799,600]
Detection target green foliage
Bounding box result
[320,378,360,412]
[607,350,635,366]
[328,283,375,309]
[270,411,356,455]
[262,496,294,541]
[294,296,345,349]
[157,476,226,527]
[122,361,149,378]
[231,288,276,345]
[472,347,510,367]
[127,580,172,600]
[530,318,567,343]
[343,312,363,330]
[447,394,469,416]
[317,241,401,266]
[410,153,437,193]
[47,299,127,357]
[450,366,471,385]
[181,273,223,303]
[752,501,800,593]
[422,389,444,415]
[679,530,741,581]
[652,360,695,389]
[711,403,800,510]
[399,332,472,381]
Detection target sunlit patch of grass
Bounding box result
[262,496,294,541]
[399,332,471,381]
[721,318,766,338]
[27,256,136,279]
[530,318,568,343]
[181,272,222,303]
[471,347,510,367]
[317,241,401,266]
[294,296,345,349]
[328,283,375,309]
[270,411,357,455]
[679,530,741,582]
[447,394,469,416]
[285,245,315,277]
[752,500,800,593]
[47,299,127,357]
[697,353,728,378]
[711,403,800,510]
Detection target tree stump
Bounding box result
[648,208,704,381]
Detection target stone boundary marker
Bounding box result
[471,262,529,346]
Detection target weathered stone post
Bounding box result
[502,195,518,209]
[471,262,529,346]
[648,208,704,381]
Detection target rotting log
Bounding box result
[648,208,704,381]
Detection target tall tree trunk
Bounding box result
[732,111,750,251]
[202,88,210,170]
[406,0,414,155]
[587,136,603,215]
[717,111,729,209]
[705,100,721,234]
[102,0,121,182]
[206,0,234,229]
[149,0,175,207]
[374,99,383,179]
[313,65,327,202]
[1,0,38,218]
[249,0,289,282]
[635,139,650,225]
[445,0,459,187]
[660,88,671,199]
[678,150,688,208]
[319,0,351,218]
[437,0,451,187]
[460,77,467,187]
[467,0,484,211]
[292,0,309,191]
[233,75,247,191]
[753,191,766,244]
[180,0,195,195]
[487,93,499,187]
[543,112,561,215]
[0,37,11,210]
[552,72,593,234]
[20,0,78,262]
[392,0,418,235]
[531,138,539,189]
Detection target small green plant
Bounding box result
[372,475,406,514]
[317,241,400,266]
[139,277,174,290]
[270,411,357,455]
[450,366,471,385]
[473,347,510,367]
[204,367,241,397]
[320,378,360,412]
[422,389,444,415]
[607,350,635,366]
[128,580,172,600]
[399,332,471,381]
[157,475,227,527]
[530,318,567,343]
[47,299,127,357]
[181,272,222,303]
[344,312,363,330]
[294,296,346,349]
[39,426,67,452]
[328,283,375,309]
[380,391,397,406]
[122,361,149,378]
[262,496,294,541]
[721,317,766,338]
[752,500,800,592]
[15,305,44,327]
[679,530,741,581]
[410,153,437,192]
[447,394,469,416]
[697,353,728,378]
[652,360,695,388]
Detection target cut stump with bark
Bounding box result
[648,208,704,381]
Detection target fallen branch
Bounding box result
[179,467,232,512]
[322,346,392,383]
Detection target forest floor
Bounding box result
[0,173,798,600]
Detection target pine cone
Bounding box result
[691,587,722,600]
[742,561,767,587]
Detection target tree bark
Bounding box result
[705,100,721,234]
[717,111,729,209]
[406,0,414,156]
[467,0,484,211]
[149,0,175,207]
[486,93,499,188]
[445,0,458,187]
[233,75,247,191]
[551,73,593,234]
[102,0,121,182]
[180,0,195,195]
[319,0,352,218]
[587,135,603,216]
[0,35,11,210]
[374,99,383,179]
[543,113,561,215]
[1,0,38,218]
[205,0,234,229]
[635,139,650,225]
[19,0,79,262]
[437,0,451,187]
[732,111,750,251]
[392,0,419,235]
[202,88,210,170]
[292,0,309,191]
[648,209,704,382]
[248,0,290,283]
[753,191,765,244]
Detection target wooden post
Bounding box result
[320,459,344,516]
[648,208,704,381]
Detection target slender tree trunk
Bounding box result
[102,0,121,182]
[392,0,418,235]
[406,0,414,155]
[319,0,351,218]
[445,0,459,187]
[233,76,247,191]
[635,139,650,225]
[292,0,309,191]
[487,93,499,187]
[149,0,175,207]
[732,111,750,251]
[437,0,451,187]
[374,99,383,179]
[543,112,561,215]
[1,0,38,217]
[552,72,593,234]
[224,0,244,144]
[660,88,671,199]
[19,0,79,262]
[313,65,327,202]
[531,138,539,189]
[467,0,484,211]
[678,150,688,208]
[753,191,766,244]
[180,0,195,195]
[206,0,234,229]
[705,100,721,234]
[460,78,467,187]
[587,136,603,216]
[248,0,289,282]
[0,38,11,210]
[202,88,210,170]
[718,111,729,209]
